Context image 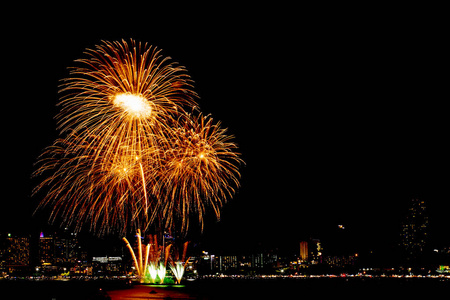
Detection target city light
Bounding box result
[1,230,449,282]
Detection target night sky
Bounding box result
[1,4,448,257]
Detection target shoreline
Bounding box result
[2,271,449,282]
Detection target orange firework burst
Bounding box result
[156,113,243,232]
[33,39,242,236]
[57,39,197,162]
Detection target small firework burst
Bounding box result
[157,113,243,232]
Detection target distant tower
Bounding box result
[300,241,308,262]
[39,233,55,266]
[400,198,428,265]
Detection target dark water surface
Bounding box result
[0,280,127,300]
[1,277,448,299]
[187,277,449,299]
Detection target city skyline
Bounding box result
[2,213,449,278]
[1,4,449,262]
[1,198,447,267]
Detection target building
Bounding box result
[0,233,30,275]
[253,253,264,269]
[400,199,428,264]
[300,241,308,262]
[252,252,279,271]
[198,251,283,275]
[39,231,85,267]
[216,256,238,273]
[39,233,55,266]
[54,232,81,265]
[92,256,124,275]
[324,254,358,268]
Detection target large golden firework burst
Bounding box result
[58,39,197,161]
[33,39,242,235]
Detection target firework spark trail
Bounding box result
[33,39,243,236]
[123,229,151,283]
[34,137,156,234]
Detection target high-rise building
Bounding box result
[252,253,264,269]
[54,232,80,265]
[0,233,30,274]
[8,235,30,266]
[39,233,54,266]
[39,231,83,267]
[215,256,238,273]
[300,241,308,262]
[400,198,428,264]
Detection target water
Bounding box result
[1,277,448,299]
[187,277,450,299]
[0,279,128,300]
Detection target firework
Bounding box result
[57,39,197,156]
[123,231,172,283]
[54,39,196,209]
[33,136,157,234]
[168,241,190,284]
[123,230,148,282]
[144,234,169,283]
[156,263,167,284]
[156,113,243,232]
[33,39,197,234]
[33,39,243,237]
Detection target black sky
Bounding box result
[1,4,448,256]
